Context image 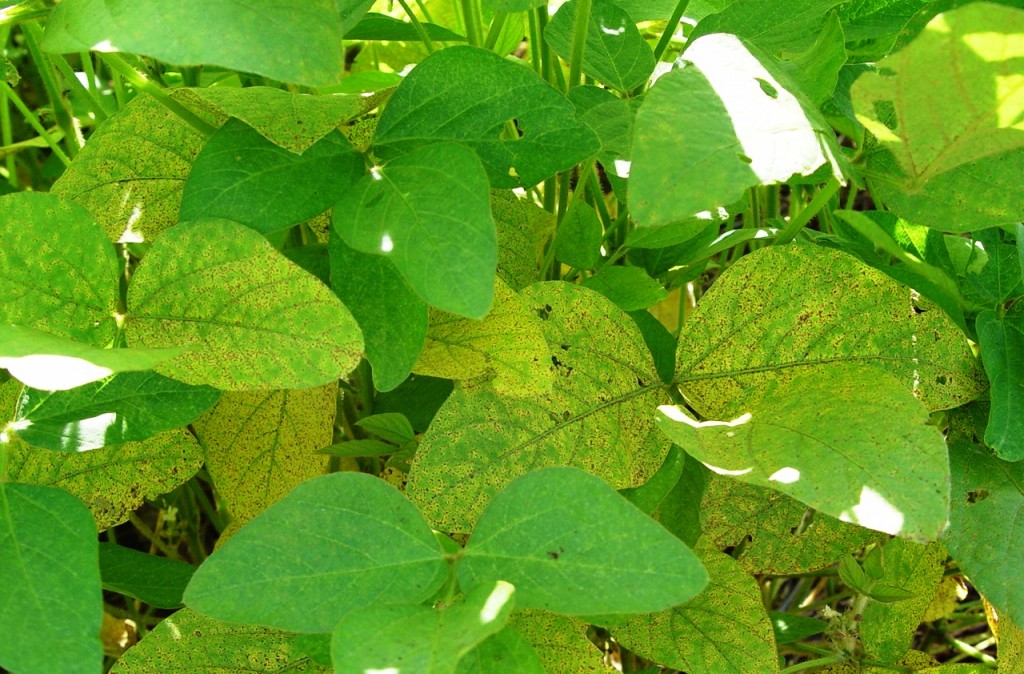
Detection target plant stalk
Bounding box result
[567,0,593,89]
[653,0,690,61]
[774,177,841,245]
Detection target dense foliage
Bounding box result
[1,0,1022,672]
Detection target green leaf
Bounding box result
[676,244,984,417]
[51,93,211,242]
[544,0,656,92]
[459,467,707,615]
[109,608,330,673]
[554,200,603,270]
[619,444,685,515]
[483,0,546,13]
[615,544,780,673]
[492,190,554,291]
[507,610,615,673]
[698,474,884,574]
[319,438,398,458]
[406,282,670,532]
[331,580,515,674]
[346,13,467,41]
[838,556,872,595]
[660,364,951,540]
[627,309,676,385]
[769,611,826,644]
[99,542,195,609]
[192,386,333,530]
[456,628,546,674]
[356,412,416,445]
[851,4,1024,192]
[581,265,667,311]
[373,45,600,189]
[12,372,219,452]
[183,472,447,632]
[126,219,363,390]
[943,412,1024,624]
[180,120,363,235]
[0,324,184,391]
[329,236,427,392]
[0,483,102,674]
[630,35,844,228]
[42,0,346,88]
[334,141,496,318]
[7,427,204,530]
[838,0,932,62]
[375,374,454,433]
[951,229,1024,308]
[0,192,118,345]
[862,540,947,661]
[976,310,1024,461]
[414,278,553,396]
[569,85,637,201]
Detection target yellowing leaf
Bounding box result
[414,278,552,397]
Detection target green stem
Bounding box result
[483,11,508,52]
[0,79,70,165]
[20,22,79,157]
[774,177,841,245]
[459,0,483,46]
[780,655,847,674]
[528,10,543,76]
[100,53,217,136]
[1,26,16,188]
[48,49,108,124]
[567,0,592,89]
[653,0,690,61]
[396,0,436,52]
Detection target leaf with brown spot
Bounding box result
[405,282,669,533]
[507,610,615,674]
[193,385,334,531]
[414,277,553,397]
[126,219,363,391]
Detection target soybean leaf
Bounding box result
[861,540,947,662]
[373,45,600,189]
[554,200,603,270]
[51,93,212,243]
[508,611,615,673]
[770,612,827,644]
[0,483,102,674]
[0,192,118,345]
[852,4,1024,193]
[581,265,667,311]
[346,13,467,41]
[356,413,416,445]
[184,472,447,633]
[331,581,515,674]
[13,372,220,452]
[492,191,555,291]
[99,543,195,609]
[627,309,676,385]
[192,386,334,531]
[976,310,1024,461]
[615,545,780,673]
[334,141,496,319]
[406,282,670,532]
[7,428,204,530]
[483,0,546,12]
[0,325,183,392]
[838,0,933,63]
[619,444,685,515]
[109,609,330,674]
[943,409,1024,624]
[456,628,546,674]
[126,219,363,391]
[42,0,346,88]
[180,120,363,235]
[630,35,844,228]
[320,439,397,458]
[329,236,428,392]
[568,85,637,201]
[544,0,656,92]
[660,364,951,541]
[374,374,454,433]
[675,245,984,417]
[459,467,707,615]
[699,475,884,575]
[414,278,553,396]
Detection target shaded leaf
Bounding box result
[676,244,984,416]
[356,413,415,445]
[0,192,118,345]
[492,190,554,291]
[620,444,685,515]
[183,472,447,632]
[180,120,363,235]
[373,45,600,189]
[770,612,827,644]
[126,219,363,390]
[99,543,195,609]
[334,141,496,318]
[43,0,346,88]
[569,85,636,201]
[7,427,204,530]
[976,310,1024,461]
[545,0,656,91]
[415,278,552,396]
[456,628,546,674]
[660,364,950,540]
[406,282,670,532]
[0,482,102,674]
[615,544,780,673]
[13,372,219,452]
[331,581,515,674]
[109,608,330,673]
[346,13,467,41]
[581,265,667,311]
[555,200,603,270]
[192,386,333,530]
[459,467,707,615]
